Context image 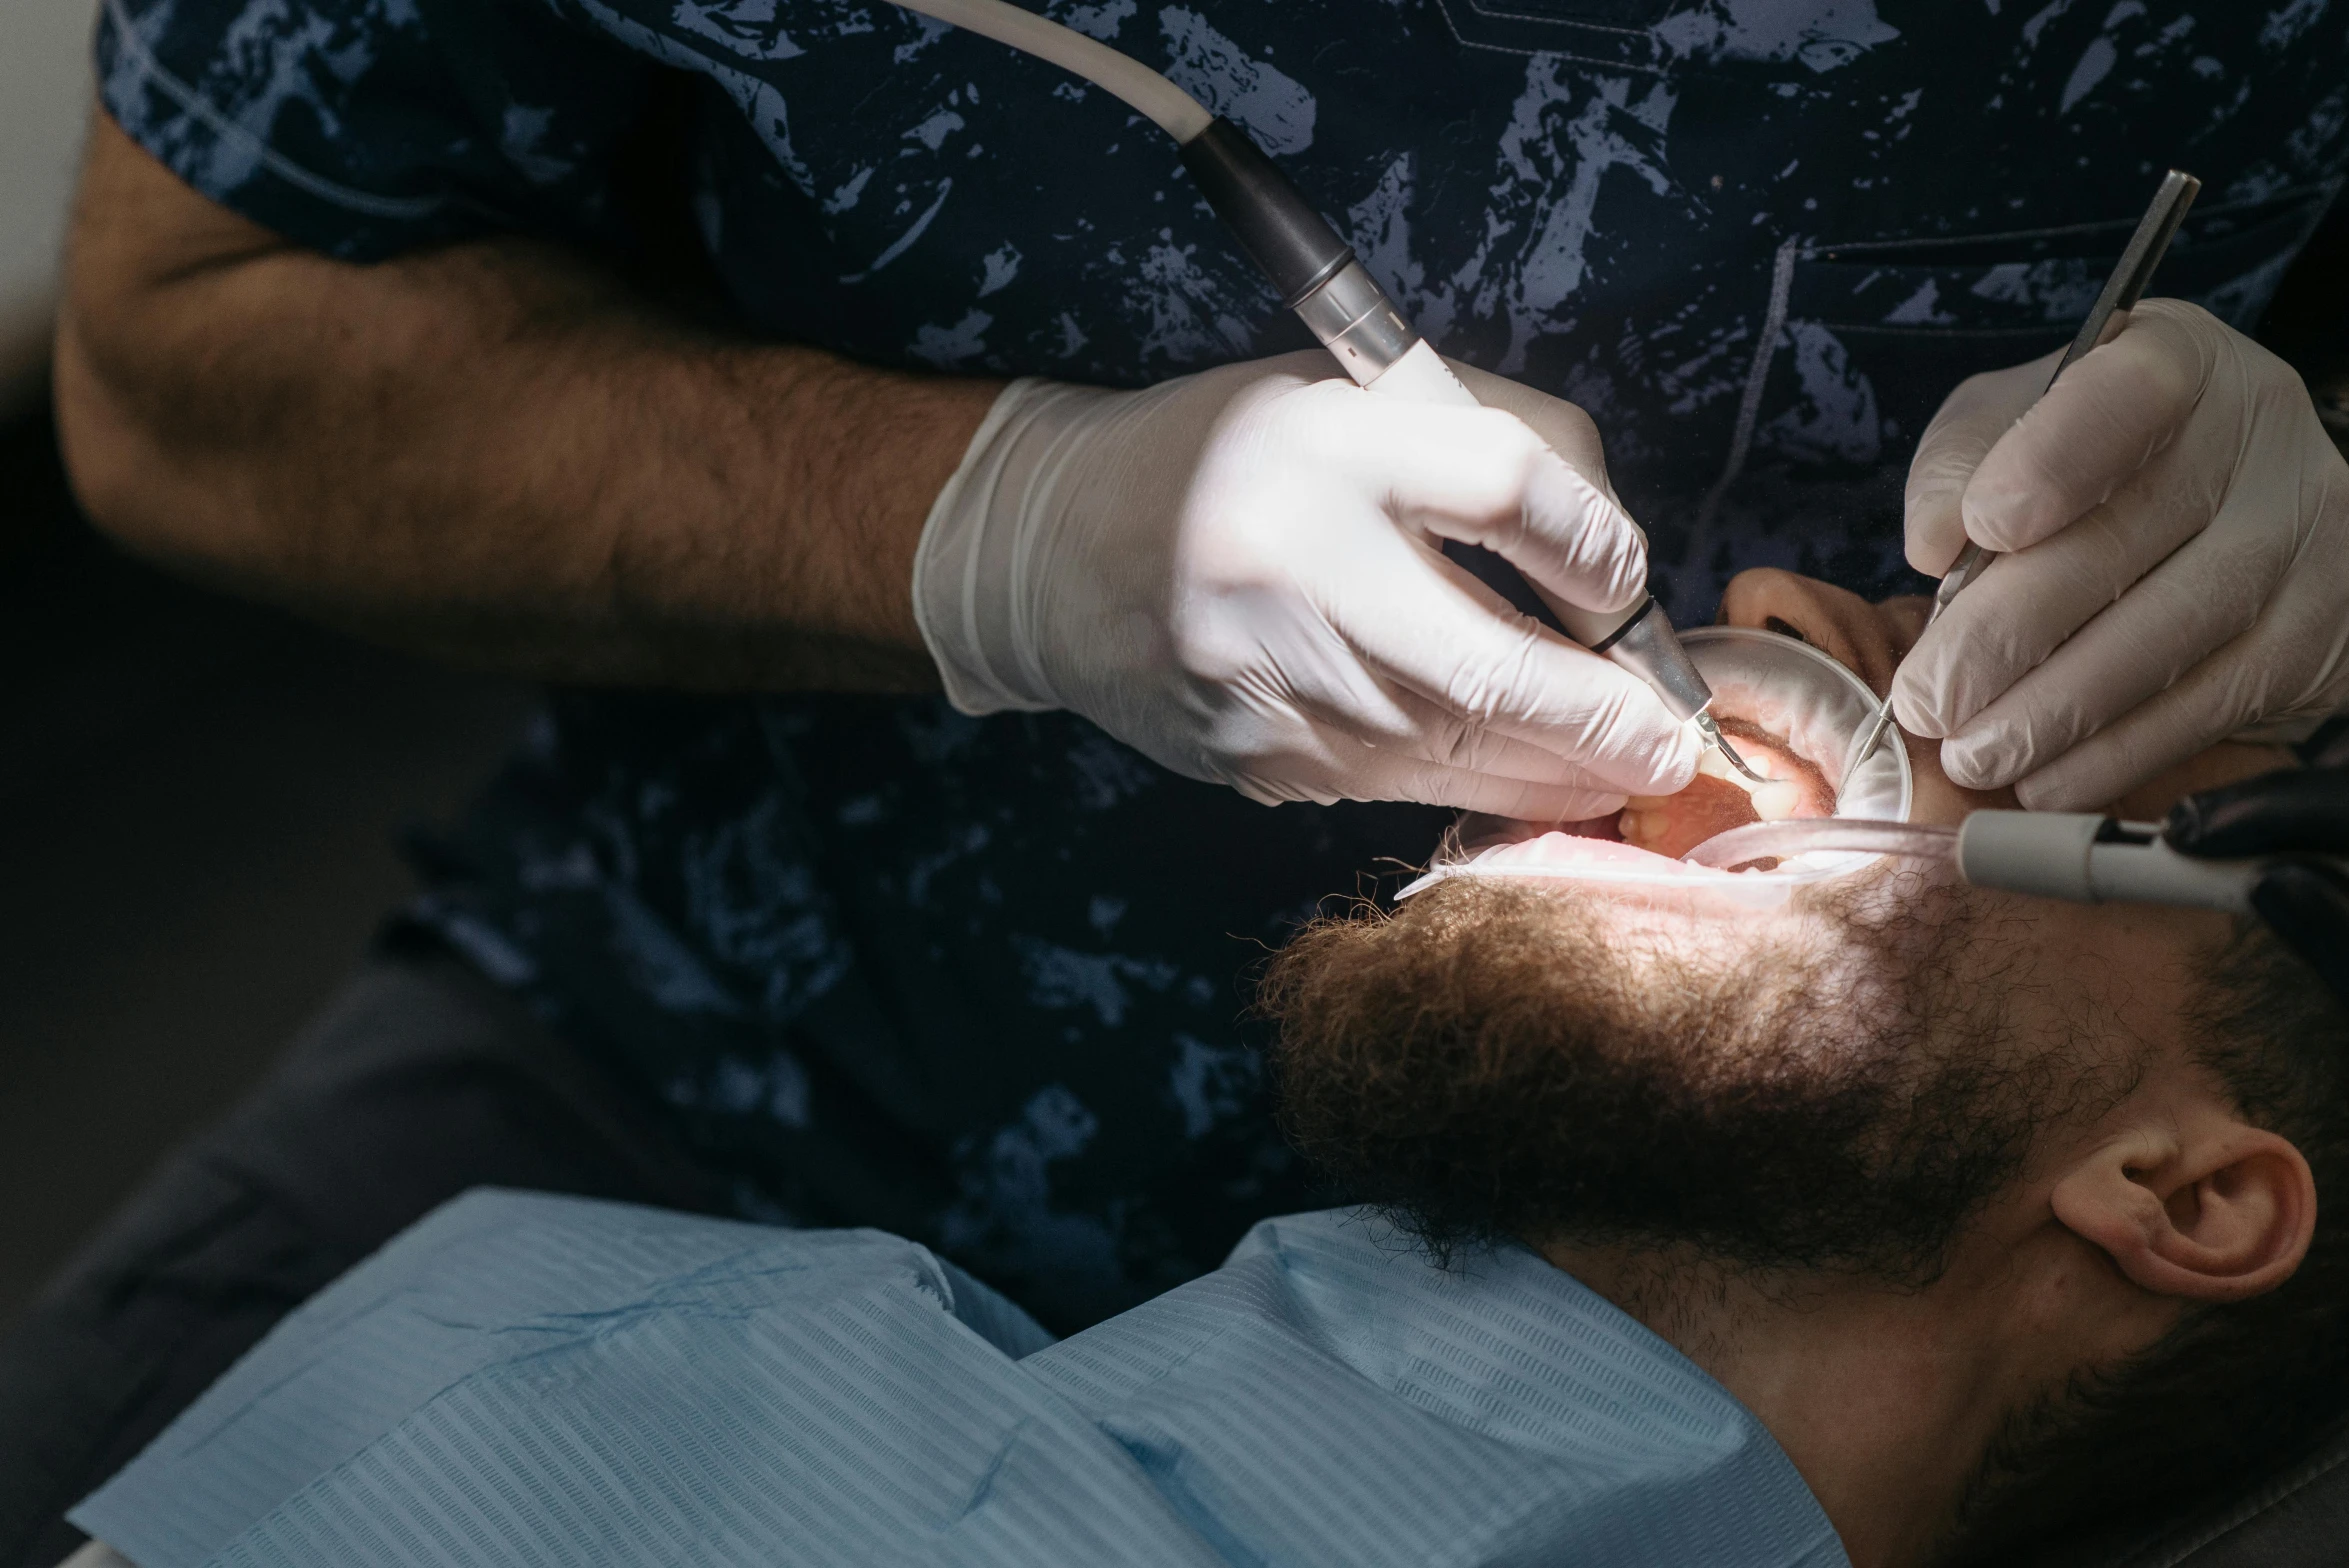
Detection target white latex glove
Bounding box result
[913,350,1700,819]
[1897,299,2349,809]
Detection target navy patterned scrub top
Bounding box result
[99,0,2349,1331]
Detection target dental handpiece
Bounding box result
[1264,227,1765,784]
[879,0,1764,783]
[1837,169,2202,795]
[1682,811,2295,915]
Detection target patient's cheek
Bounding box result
[1615,731,1834,859]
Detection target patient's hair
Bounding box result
[1948,926,2349,1565]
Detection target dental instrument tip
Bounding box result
[1838,698,1897,797]
[1695,713,1770,785]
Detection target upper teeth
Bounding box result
[1696,743,1803,821]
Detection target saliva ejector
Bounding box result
[1684,812,2308,915]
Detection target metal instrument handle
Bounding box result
[1932,169,2202,615]
[1838,170,2206,796]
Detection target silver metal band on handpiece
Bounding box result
[1293,260,1420,386]
[1597,605,1715,726]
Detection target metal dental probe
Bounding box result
[880,0,1769,787]
[1836,168,2203,796]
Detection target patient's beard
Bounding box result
[1263,875,2043,1281]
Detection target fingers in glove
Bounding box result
[2167,768,2349,858]
[1906,351,2060,575]
[1369,681,1646,797]
[2000,613,2306,810]
[1895,440,2234,743]
[1447,360,1622,505]
[1333,544,1702,799]
[1919,507,2281,785]
[1335,389,1650,616]
[1233,731,1627,821]
[1280,667,1637,801]
[1963,302,2217,554]
[2249,860,2349,1014]
[1210,596,1648,810]
[1398,765,1626,823]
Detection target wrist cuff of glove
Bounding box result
[911,377,1077,717]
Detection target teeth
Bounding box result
[1619,728,1815,849]
[1701,739,1778,791]
[1750,781,1803,821]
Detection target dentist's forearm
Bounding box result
[56,114,1000,691]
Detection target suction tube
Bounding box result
[1954,812,2265,915]
[1682,819,1958,872]
[886,0,1355,311]
[881,0,1209,141]
[1682,812,2289,916]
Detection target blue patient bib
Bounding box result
[75,1192,1844,1568]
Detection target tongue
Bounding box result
[1615,773,1765,861]
[1615,726,1836,859]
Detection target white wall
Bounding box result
[0,0,96,399]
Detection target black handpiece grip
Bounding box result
[2169,763,2349,1009]
[1178,119,1592,651]
[1178,118,1354,309]
[2165,767,2349,859]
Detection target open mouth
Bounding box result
[1400,626,1913,901]
[1615,717,1837,861]
[1442,713,1838,882]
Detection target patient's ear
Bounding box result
[2050,1110,2316,1303]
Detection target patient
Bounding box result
[67,570,2344,1568]
[1273,568,2345,1564]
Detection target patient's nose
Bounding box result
[1715,568,1902,697]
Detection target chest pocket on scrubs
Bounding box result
[1430,0,1676,64]
[1747,181,2344,477]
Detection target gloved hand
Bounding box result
[913,350,1699,819]
[1896,298,2349,811]
[2165,732,2349,1009]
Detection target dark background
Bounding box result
[0,392,533,1328]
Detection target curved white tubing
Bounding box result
[1682,818,1958,872]
[883,0,1212,143]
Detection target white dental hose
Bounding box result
[877,0,1762,780]
[1684,813,2300,915]
[1684,819,1960,874]
[883,0,1209,141]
